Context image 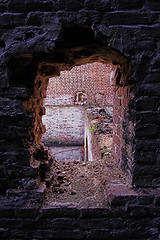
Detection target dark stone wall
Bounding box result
[0,1,160,239]
[0,193,160,239]
[0,0,159,188]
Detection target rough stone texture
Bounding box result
[0,192,160,240]
[0,0,160,238]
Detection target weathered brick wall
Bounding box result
[0,0,159,187]
[42,63,113,144]
[45,63,113,106]
[0,0,160,238]
[42,106,85,144]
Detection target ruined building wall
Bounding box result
[0,1,160,239]
[0,0,159,191]
[0,0,159,188]
[42,63,113,144]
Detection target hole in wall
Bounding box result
[6,24,133,207]
[42,62,129,208]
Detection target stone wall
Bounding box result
[0,190,160,239]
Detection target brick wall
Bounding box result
[42,63,113,144]
[45,63,113,106]
[0,0,159,188]
[0,0,160,238]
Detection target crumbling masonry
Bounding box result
[0,0,160,239]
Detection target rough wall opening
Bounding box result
[5,25,134,202]
[1,3,160,238]
[42,62,129,207]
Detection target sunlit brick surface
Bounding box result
[44,63,113,106]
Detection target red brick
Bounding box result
[113,115,120,124]
[117,127,122,138]
[113,124,116,132]
[113,134,121,146]
[112,151,120,163]
[117,87,123,96]
[117,107,122,116]
[115,144,121,157]
[123,86,128,97]
[113,107,117,115]
[112,142,116,153]
[113,98,121,106]
[123,97,129,108]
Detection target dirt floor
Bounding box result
[43,150,129,209]
[43,107,130,208]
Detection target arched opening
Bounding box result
[7,25,134,206]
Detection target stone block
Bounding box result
[0,3,8,13]
[0,13,25,28]
[81,208,111,218]
[15,207,38,218]
[44,218,79,230]
[0,207,15,218]
[135,139,160,152]
[133,174,160,187]
[103,12,157,26]
[107,184,137,205]
[133,164,160,176]
[26,12,44,26]
[0,139,24,152]
[6,165,37,178]
[84,0,113,11]
[0,151,30,166]
[136,83,160,97]
[136,111,160,125]
[144,70,160,83]
[0,165,6,177]
[0,178,8,190]
[41,207,80,218]
[116,0,145,9]
[8,0,53,13]
[0,87,30,100]
[134,151,156,164]
[86,229,110,240]
[136,96,160,111]
[135,124,160,139]
[110,227,158,239]
[79,218,108,230]
[0,99,25,117]
[149,0,160,10]
[127,204,159,217]
[0,126,29,139]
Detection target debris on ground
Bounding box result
[44,153,129,208]
[43,106,129,208]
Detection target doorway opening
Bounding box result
[42,62,128,208]
[7,25,134,207]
